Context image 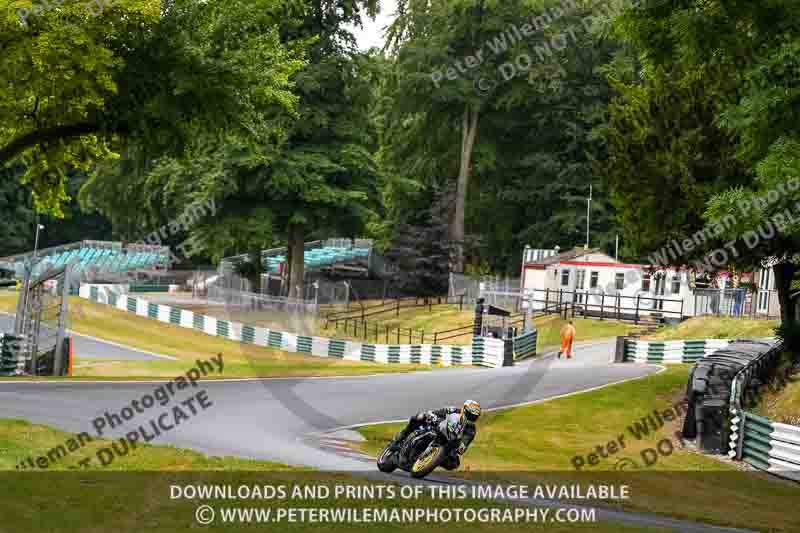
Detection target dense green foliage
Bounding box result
[4,0,799,321]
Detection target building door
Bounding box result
[757,268,772,314]
[575,270,586,304]
[654,274,666,311]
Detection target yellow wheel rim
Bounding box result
[412,446,439,472]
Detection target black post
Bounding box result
[474,298,485,338]
[396,300,400,317]
[600,293,605,320]
[459,294,464,311]
[635,295,641,324]
[614,336,627,363]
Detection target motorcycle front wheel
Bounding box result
[410,444,446,479]
[377,443,398,473]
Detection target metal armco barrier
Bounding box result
[730,412,800,482]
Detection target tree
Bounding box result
[606,0,800,321]
[96,1,382,296]
[381,0,624,274]
[3,0,304,216]
[384,186,454,296]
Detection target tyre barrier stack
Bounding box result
[682,340,777,453]
[681,339,800,481]
[0,333,27,376]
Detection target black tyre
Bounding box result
[377,443,398,473]
[409,444,446,479]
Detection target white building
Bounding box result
[519,247,770,321]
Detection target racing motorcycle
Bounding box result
[376,412,464,479]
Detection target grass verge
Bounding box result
[0,419,673,533]
[354,366,800,532]
[0,293,426,379]
[646,316,778,340]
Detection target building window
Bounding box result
[576,270,586,290]
[615,273,625,290]
[672,275,681,295]
[642,273,651,292]
[561,270,570,287]
[590,271,599,288]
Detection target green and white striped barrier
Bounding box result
[513,330,538,359]
[730,411,800,482]
[624,339,730,364]
[78,284,507,368]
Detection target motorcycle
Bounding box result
[376,412,464,479]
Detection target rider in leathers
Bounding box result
[390,400,481,471]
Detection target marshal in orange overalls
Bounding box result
[559,322,576,359]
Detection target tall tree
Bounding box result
[382,0,624,273]
[103,1,382,295]
[605,0,800,321]
[3,0,304,217]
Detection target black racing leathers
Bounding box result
[392,407,476,470]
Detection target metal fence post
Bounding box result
[635,295,641,324]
